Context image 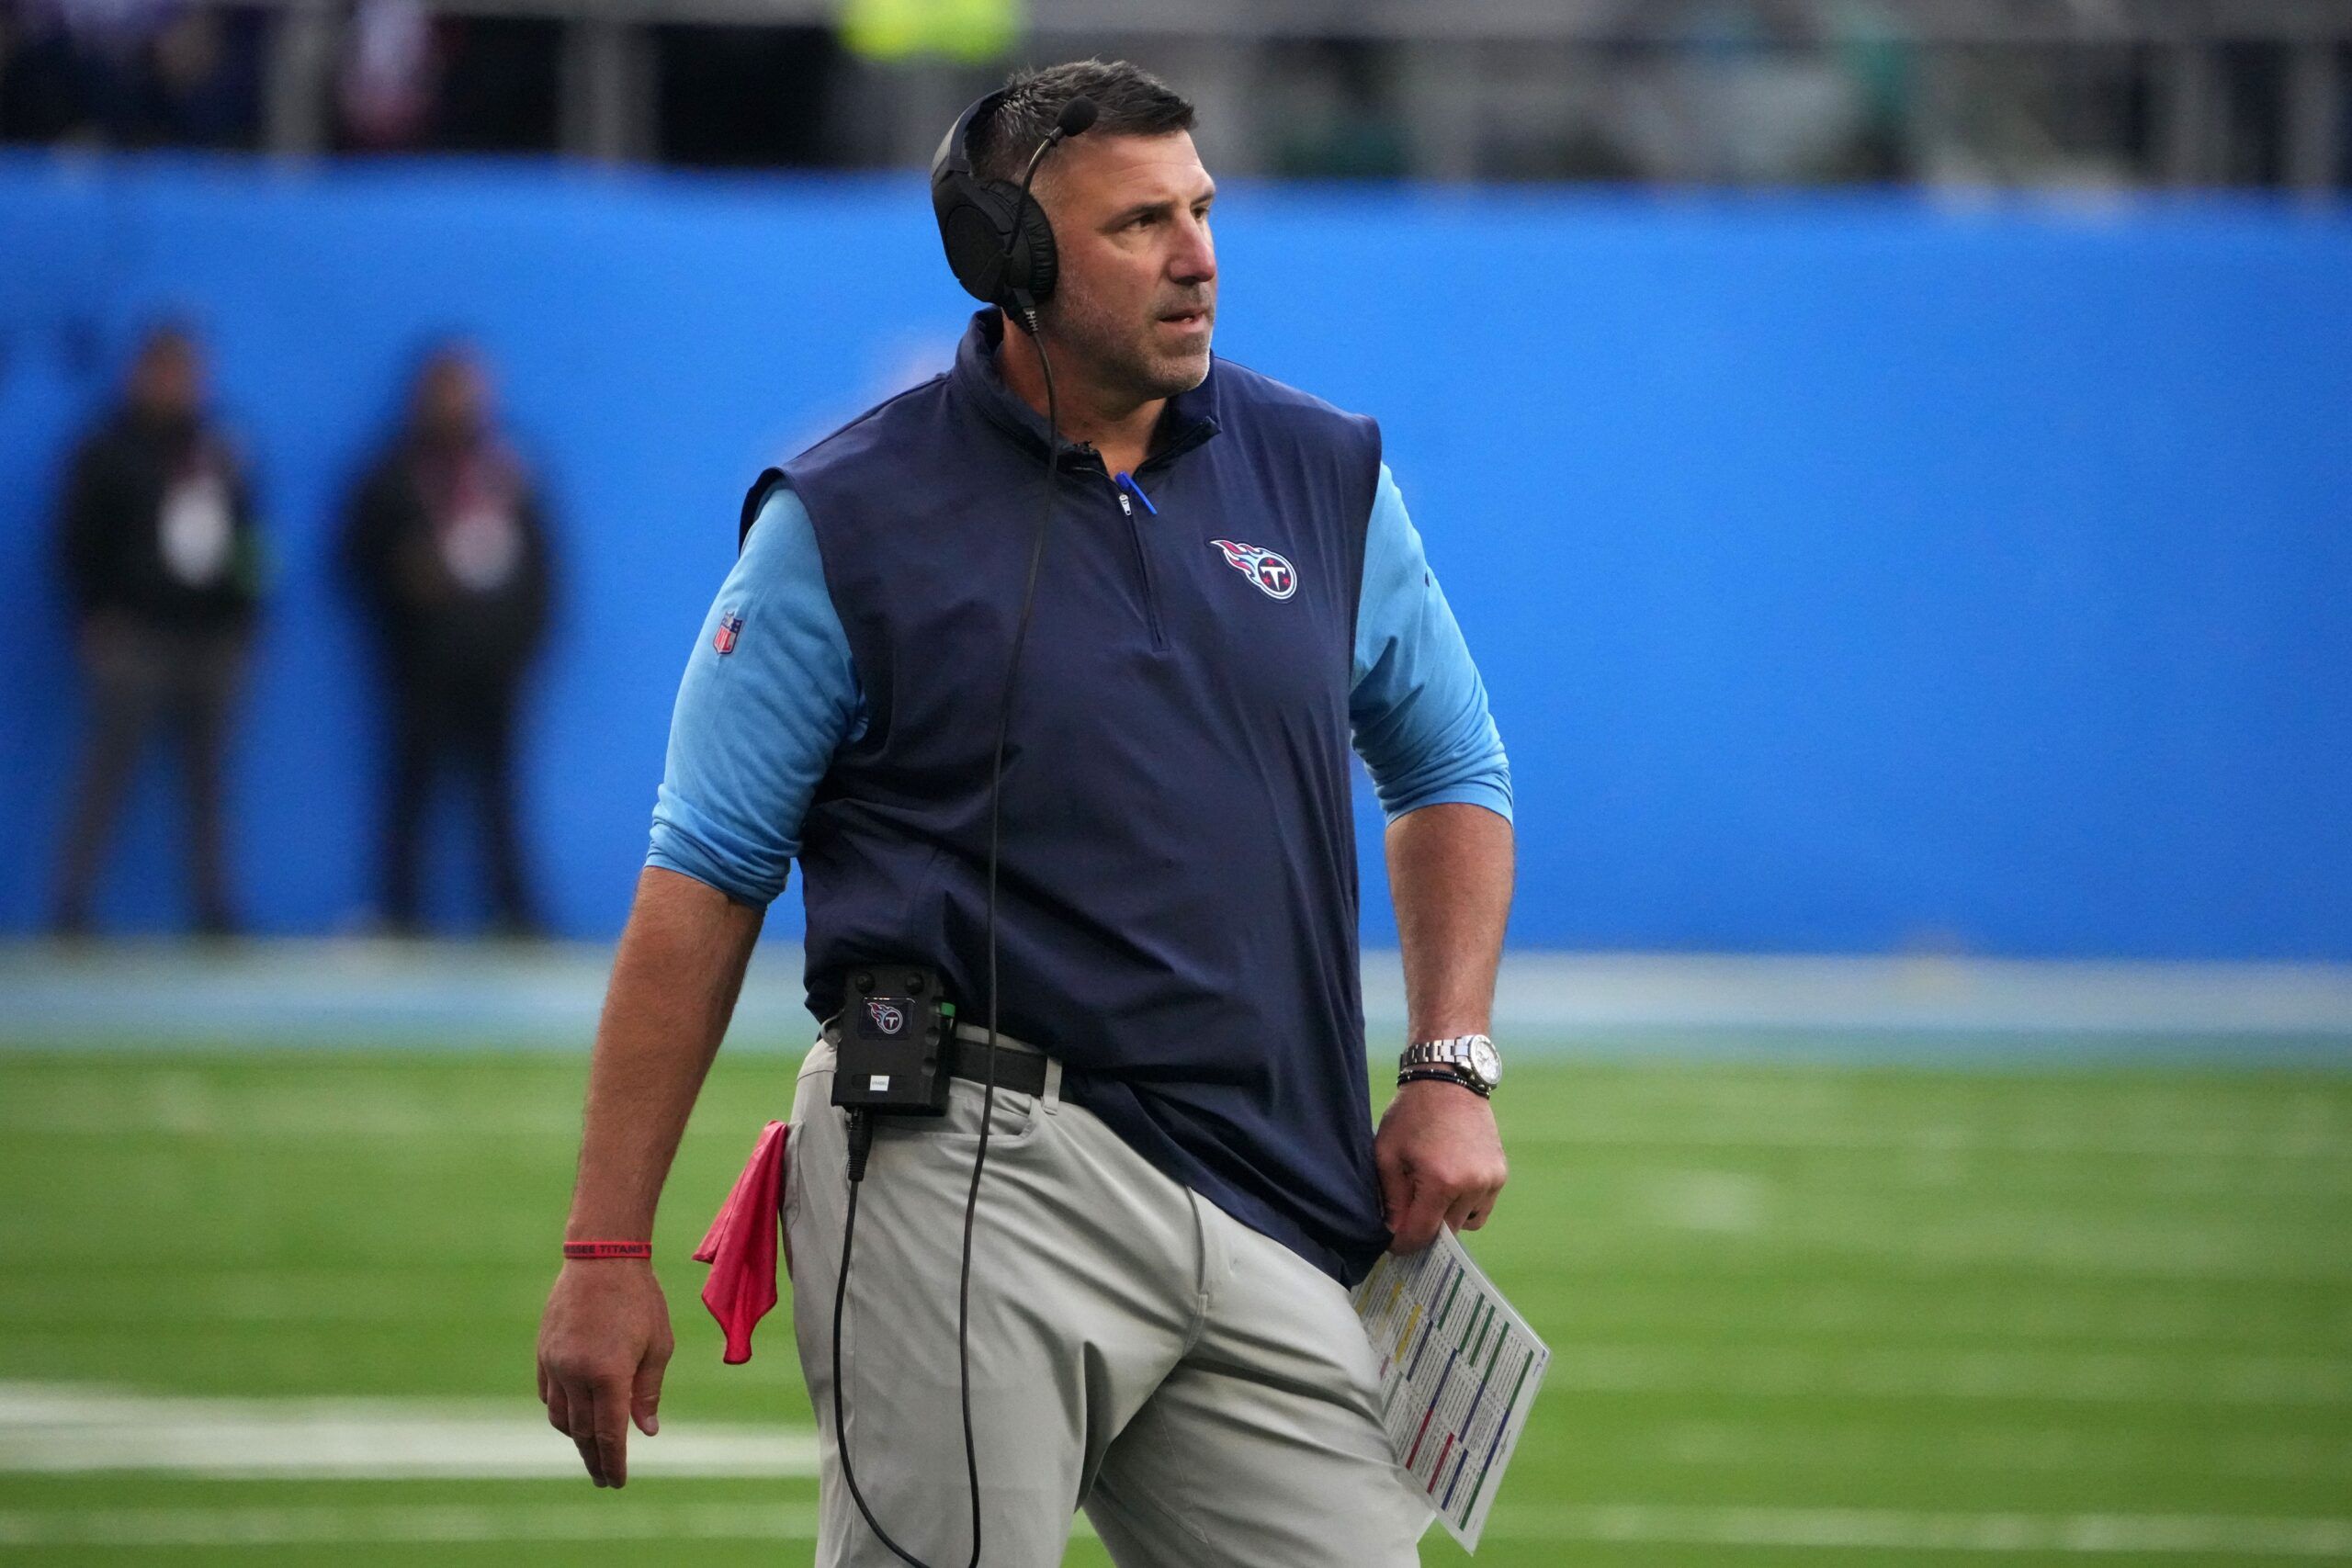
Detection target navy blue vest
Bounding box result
[777,311,1384,1281]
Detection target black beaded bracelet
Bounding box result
[1396,1067,1491,1100]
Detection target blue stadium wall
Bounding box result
[1,159,2346,957]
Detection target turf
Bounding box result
[0,1046,2346,1565]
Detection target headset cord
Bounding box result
[829,312,1063,1568]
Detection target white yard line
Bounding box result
[0,1503,822,1547]
[12,1335,2345,1496]
[0,1384,816,1480]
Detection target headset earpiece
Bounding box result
[931,92,1061,316]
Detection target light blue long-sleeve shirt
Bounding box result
[650,463,1510,905]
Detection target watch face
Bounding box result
[1467,1035,1501,1086]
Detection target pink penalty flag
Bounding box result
[693,1120,788,1364]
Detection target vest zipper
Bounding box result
[1113,472,1167,650]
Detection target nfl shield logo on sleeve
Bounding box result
[713,609,743,655]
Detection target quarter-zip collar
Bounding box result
[951,309,1222,473]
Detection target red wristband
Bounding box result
[562,1240,652,1260]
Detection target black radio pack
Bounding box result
[831,964,956,1117]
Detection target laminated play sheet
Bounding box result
[1351,1226,1550,1552]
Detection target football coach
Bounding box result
[538,58,1514,1568]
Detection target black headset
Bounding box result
[930,90,1096,322]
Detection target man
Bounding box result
[341,342,554,936]
[537,60,1513,1567]
[52,321,262,937]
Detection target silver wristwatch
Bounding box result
[1399,1033,1501,1094]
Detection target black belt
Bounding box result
[942,1028,1050,1098]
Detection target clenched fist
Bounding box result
[1374,1077,1508,1254]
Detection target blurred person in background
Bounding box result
[0,0,258,149]
[51,321,263,938]
[0,3,88,141]
[132,2,257,147]
[342,342,554,938]
[336,0,437,151]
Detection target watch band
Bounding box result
[1396,1066,1492,1100]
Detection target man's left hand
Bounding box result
[1374,1077,1507,1254]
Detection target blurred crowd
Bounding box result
[50,322,556,939]
[1,0,2343,188]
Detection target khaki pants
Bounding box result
[785,1036,1428,1567]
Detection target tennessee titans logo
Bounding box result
[713,609,743,655]
[1209,539,1298,601]
[865,999,905,1035]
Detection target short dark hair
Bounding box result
[969,59,1195,186]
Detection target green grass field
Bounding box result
[2,1044,2347,1565]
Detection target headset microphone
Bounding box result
[1000,96,1095,324]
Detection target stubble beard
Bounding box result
[1043,286,1213,404]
